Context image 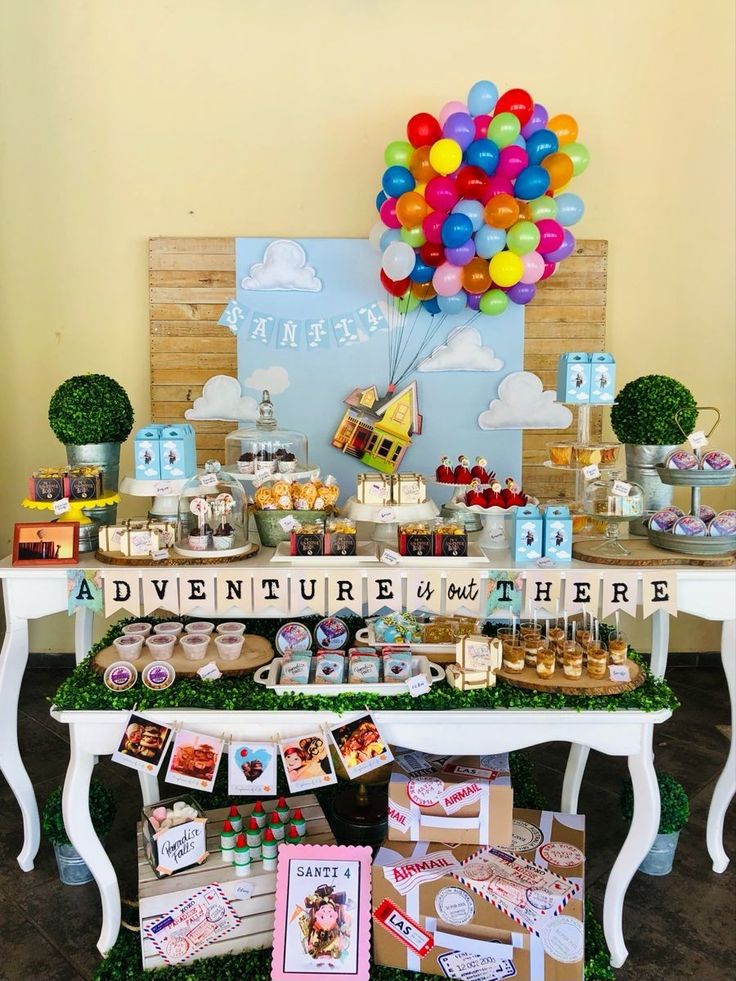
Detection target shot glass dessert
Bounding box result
[503,643,525,673]
[215,633,245,660]
[145,633,176,660]
[587,645,608,679]
[563,646,583,680]
[216,622,247,636]
[180,633,210,661]
[524,637,544,668]
[536,648,556,679]
[153,621,184,637]
[122,622,152,638]
[185,621,215,636]
[608,633,628,665]
[113,634,144,662]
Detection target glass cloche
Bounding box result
[583,472,644,555]
[225,390,314,480]
[174,460,251,558]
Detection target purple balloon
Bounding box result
[507,282,537,305]
[521,103,548,140]
[442,112,475,151]
[466,292,482,310]
[543,229,576,263]
[444,240,476,266]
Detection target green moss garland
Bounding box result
[51,615,678,715]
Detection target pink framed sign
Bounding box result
[271,843,372,981]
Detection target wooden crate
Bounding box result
[138,793,334,970]
[149,238,607,500]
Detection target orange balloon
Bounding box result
[409,145,438,184]
[517,201,532,221]
[410,280,436,300]
[542,152,574,190]
[462,257,493,294]
[484,192,520,230]
[396,190,429,229]
[547,113,579,146]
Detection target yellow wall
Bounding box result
[1,0,733,652]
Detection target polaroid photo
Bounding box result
[112,711,172,775]
[165,729,224,792]
[329,712,393,780]
[227,740,278,796]
[279,732,337,794]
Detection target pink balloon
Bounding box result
[439,100,467,127]
[496,146,529,180]
[521,251,545,284]
[379,197,401,229]
[423,211,447,245]
[540,259,557,281]
[480,175,514,204]
[474,114,491,139]
[425,176,459,212]
[432,262,464,296]
[536,219,565,255]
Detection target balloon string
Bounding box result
[390,307,407,385]
[391,298,425,383]
[392,312,449,388]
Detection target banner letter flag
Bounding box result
[327,572,364,616]
[600,571,639,619]
[216,572,252,614]
[406,572,443,615]
[103,570,142,617]
[562,573,601,617]
[485,571,523,616]
[67,570,103,615]
[179,571,217,614]
[142,571,180,616]
[253,572,290,615]
[445,571,482,616]
[524,572,562,616]
[367,572,403,615]
[642,572,678,619]
[290,574,326,616]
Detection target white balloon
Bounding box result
[381,241,416,281]
[369,221,386,253]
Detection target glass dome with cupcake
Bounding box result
[174,460,251,558]
[225,390,315,481]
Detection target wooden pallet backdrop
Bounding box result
[150,238,607,498]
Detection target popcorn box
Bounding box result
[160,425,197,480]
[141,796,208,879]
[290,525,324,556]
[28,471,67,502]
[135,425,165,479]
[556,353,591,404]
[543,507,573,563]
[589,352,616,404]
[399,524,433,557]
[388,750,513,846]
[65,467,104,501]
[373,808,585,981]
[512,506,544,563]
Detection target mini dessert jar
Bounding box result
[145,634,176,660]
[503,644,525,673]
[536,648,556,679]
[563,647,583,679]
[122,622,152,638]
[586,643,608,679]
[179,633,210,661]
[214,633,245,660]
[153,621,184,637]
[113,634,144,662]
[607,633,628,665]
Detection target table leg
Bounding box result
[650,609,670,679]
[561,744,590,814]
[0,586,39,871]
[707,618,735,873]
[138,771,160,806]
[604,729,659,968]
[63,728,121,955]
[74,607,94,665]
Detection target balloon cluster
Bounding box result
[371,80,589,317]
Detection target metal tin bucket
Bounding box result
[638,830,680,876]
[53,842,94,885]
[65,442,121,551]
[625,444,678,535]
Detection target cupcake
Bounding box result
[237,452,255,475]
[278,452,298,473]
[188,525,212,550]
[212,523,235,549]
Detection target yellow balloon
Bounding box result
[428,138,463,176]
[489,251,524,288]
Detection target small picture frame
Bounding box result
[271,843,372,981]
[112,711,173,775]
[12,522,79,566]
[279,732,338,794]
[329,712,393,780]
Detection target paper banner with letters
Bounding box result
[367,573,402,615]
[179,572,217,614]
[216,572,251,614]
[142,571,180,615]
[103,570,141,617]
[407,572,443,615]
[641,572,677,618]
[525,571,562,615]
[485,571,523,616]
[327,571,364,617]
[600,571,639,618]
[444,571,482,616]
[253,572,290,615]
[289,574,326,616]
[67,570,103,615]
[563,573,600,615]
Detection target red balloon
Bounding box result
[480,175,514,204]
[455,165,488,201]
[540,259,557,281]
[422,211,447,245]
[407,112,442,148]
[536,218,565,254]
[474,114,491,139]
[420,242,445,267]
[494,88,534,126]
[380,270,410,296]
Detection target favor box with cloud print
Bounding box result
[589,352,615,404]
[556,353,591,405]
[134,424,197,480]
[388,750,512,846]
[373,808,585,981]
[513,506,544,563]
[543,507,572,563]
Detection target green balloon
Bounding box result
[479,289,509,316]
[487,112,521,149]
[506,220,541,256]
[395,290,421,314]
[527,196,558,221]
[384,140,413,168]
[563,141,590,176]
[401,225,426,248]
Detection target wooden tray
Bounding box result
[497,657,644,696]
[572,536,735,567]
[93,633,274,677]
[95,542,259,566]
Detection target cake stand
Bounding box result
[22,494,121,553]
[232,466,320,487]
[119,476,188,522]
[341,496,439,545]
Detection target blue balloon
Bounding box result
[379,227,401,251]
[438,291,468,315]
[441,213,473,249]
[410,258,434,283]
[513,165,551,200]
[423,296,441,315]
[452,199,485,232]
[513,134,527,149]
[376,189,387,212]
[526,129,559,165]
[474,224,506,259]
[467,79,499,117]
[465,138,499,176]
[555,192,585,227]
[382,165,415,198]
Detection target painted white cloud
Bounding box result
[478,371,573,430]
[243,366,291,395]
[241,239,322,292]
[419,326,504,373]
[185,375,259,422]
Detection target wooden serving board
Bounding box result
[572,536,735,567]
[497,657,644,696]
[95,543,259,566]
[93,634,274,677]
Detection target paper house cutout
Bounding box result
[332,381,423,474]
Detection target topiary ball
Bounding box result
[611,374,697,446]
[49,373,134,444]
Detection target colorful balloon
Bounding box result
[437,291,468,315]
[441,212,474,248]
[400,225,426,248]
[409,145,438,184]
[395,289,421,313]
[375,190,387,212]
[527,195,558,222]
[369,221,385,253]
[481,175,514,203]
[489,251,524,287]
[555,192,585,226]
[384,140,413,168]
[513,165,551,200]
[443,112,475,151]
[507,282,536,304]
[420,242,445,267]
[521,250,545,283]
[425,176,459,212]
[423,296,441,315]
[506,220,541,255]
[382,165,415,198]
[396,190,429,229]
[541,152,574,190]
[429,138,463,176]
[540,259,557,281]
[547,113,579,145]
[455,165,488,200]
[410,280,436,300]
[465,138,499,176]
[475,224,507,259]
[409,256,435,283]
[432,262,464,296]
[422,211,447,244]
[536,219,565,255]
[407,112,442,148]
[467,79,499,116]
[543,228,576,262]
[473,114,491,139]
[484,193,519,230]
[439,100,467,126]
[452,198,485,232]
[479,289,509,316]
[462,256,493,294]
[487,111,521,148]
[521,103,548,140]
[382,240,416,281]
[466,292,481,311]
[496,145,528,180]
[380,227,401,251]
[380,270,409,296]
[494,88,534,126]
[525,129,559,165]
[379,197,400,229]
[445,240,476,266]
[561,142,590,176]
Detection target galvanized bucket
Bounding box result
[53,841,94,885]
[65,442,121,551]
[625,444,678,535]
[638,830,680,876]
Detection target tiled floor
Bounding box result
[1,660,734,980]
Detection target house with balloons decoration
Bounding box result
[332,381,422,474]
